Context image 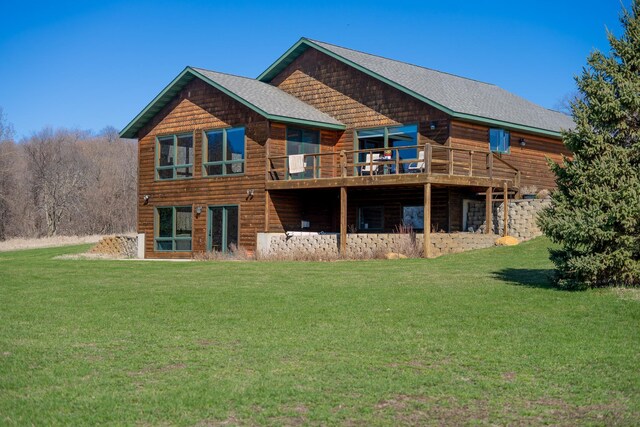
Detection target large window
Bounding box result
[356,124,418,173]
[286,127,320,179]
[156,134,194,180]
[489,128,510,153]
[155,206,192,251]
[203,127,245,176]
[358,206,384,231]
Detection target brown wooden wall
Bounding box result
[137,78,269,258]
[449,120,570,190]
[269,48,449,157]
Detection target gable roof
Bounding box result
[258,38,574,137]
[120,66,345,138]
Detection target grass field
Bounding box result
[1,238,639,425]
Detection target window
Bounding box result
[489,128,510,153]
[155,206,192,251]
[286,127,320,179]
[356,124,417,173]
[156,133,194,180]
[358,206,384,231]
[203,127,245,176]
[402,206,424,230]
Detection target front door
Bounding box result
[208,206,239,253]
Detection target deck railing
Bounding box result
[266,143,520,187]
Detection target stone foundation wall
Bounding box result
[257,232,498,259]
[465,198,550,240]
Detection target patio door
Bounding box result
[208,206,239,253]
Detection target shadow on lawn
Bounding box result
[493,268,557,290]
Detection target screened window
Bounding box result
[155,206,192,251]
[156,134,194,180]
[489,128,510,153]
[203,127,245,176]
[356,124,417,173]
[402,206,424,230]
[286,127,320,179]
[358,206,384,231]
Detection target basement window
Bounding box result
[156,133,194,180]
[203,127,245,176]
[155,206,192,251]
[489,128,510,153]
[358,206,384,232]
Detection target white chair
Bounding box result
[407,151,425,173]
[361,153,381,175]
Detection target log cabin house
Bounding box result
[120,38,574,259]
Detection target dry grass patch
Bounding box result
[0,234,105,252]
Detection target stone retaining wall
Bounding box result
[466,198,550,241]
[257,232,498,259]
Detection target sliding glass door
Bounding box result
[208,206,239,253]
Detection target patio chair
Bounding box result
[407,151,425,173]
[361,153,381,175]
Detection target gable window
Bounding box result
[356,124,417,173]
[358,206,384,231]
[489,128,510,153]
[156,133,194,180]
[155,206,193,251]
[203,127,245,176]
[286,127,320,179]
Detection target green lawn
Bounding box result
[0,239,639,426]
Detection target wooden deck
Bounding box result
[266,143,520,191]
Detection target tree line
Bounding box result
[0,109,137,240]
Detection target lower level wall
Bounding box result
[465,198,550,240]
[257,232,498,259]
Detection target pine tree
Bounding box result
[538,1,640,289]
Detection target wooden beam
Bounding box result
[503,181,509,237]
[485,187,493,234]
[424,183,431,258]
[264,190,270,232]
[340,187,347,254]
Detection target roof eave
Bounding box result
[451,112,565,138]
[119,67,194,139]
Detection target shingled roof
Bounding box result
[120,66,344,138]
[258,38,574,137]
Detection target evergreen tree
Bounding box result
[539,1,640,289]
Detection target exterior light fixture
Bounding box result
[195,206,203,215]
[429,121,437,130]
[519,138,526,147]
[143,195,150,204]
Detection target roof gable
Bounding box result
[258,38,574,137]
[120,66,345,138]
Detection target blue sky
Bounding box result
[0,0,628,139]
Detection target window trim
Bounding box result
[155,132,195,181]
[154,206,193,252]
[357,205,385,232]
[202,127,246,177]
[489,128,511,154]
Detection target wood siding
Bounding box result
[270,48,449,157]
[449,120,570,189]
[137,78,268,258]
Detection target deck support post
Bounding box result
[340,186,347,255]
[485,186,493,234]
[424,183,431,258]
[264,190,270,232]
[503,181,509,237]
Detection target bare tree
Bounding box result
[24,128,90,237]
[0,108,17,240]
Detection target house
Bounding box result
[120,38,573,259]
